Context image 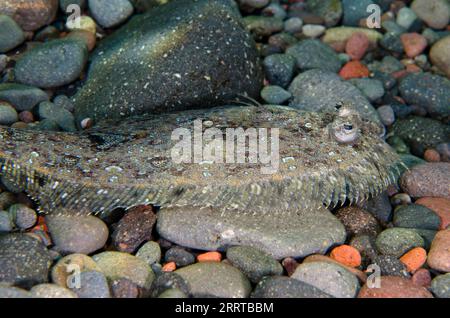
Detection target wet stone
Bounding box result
[0,14,25,53]
[393,204,441,231]
[150,272,191,298]
[263,54,296,88]
[69,271,111,298]
[88,0,134,28]
[260,85,292,104]
[372,255,410,278]
[164,247,195,268]
[251,276,333,298]
[0,84,49,112]
[431,274,450,298]
[376,228,425,257]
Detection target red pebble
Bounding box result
[339,61,370,79]
[345,32,370,60]
[411,268,432,287]
[424,149,441,162]
[401,33,428,58]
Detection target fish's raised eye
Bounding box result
[330,121,359,144]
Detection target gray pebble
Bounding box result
[393,204,441,231]
[0,14,25,53]
[8,204,37,230]
[263,53,296,88]
[0,102,18,125]
[377,105,395,126]
[88,0,134,28]
[0,83,49,111]
[431,274,450,298]
[164,246,195,267]
[251,276,333,298]
[376,228,425,257]
[69,271,111,298]
[260,85,292,104]
[136,241,161,265]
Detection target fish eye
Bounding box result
[330,121,359,144]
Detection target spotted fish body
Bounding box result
[0,105,403,215]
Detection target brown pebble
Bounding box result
[18,111,34,123]
[427,229,450,272]
[358,276,433,298]
[424,149,441,162]
[111,278,140,298]
[411,268,431,287]
[400,163,450,199]
[281,257,299,276]
[416,197,450,230]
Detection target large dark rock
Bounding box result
[73,0,262,125]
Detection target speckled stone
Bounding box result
[0,286,31,298]
[288,69,380,124]
[36,101,77,132]
[372,255,410,278]
[0,102,18,125]
[150,272,191,298]
[251,276,333,298]
[263,53,296,88]
[291,261,360,298]
[391,117,450,156]
[358,276,433,298]
[260,85,292,104]
[69,270,111,298]
[335,206,381,237]
[286,39,342,73]
[88,0,134,28]
[0,234,53,288]
[342,0,373,26]
[399,73,450,118]
[136,241,161,265]
[376,228,425,257]
[349,78,385,102]
[175,262,251,298]
[0,83,49,111]
[393,204,441,231]
[306,0,342,27]
[14,38,88,88]
[74,0,262,125]
[400,163,450,199]
[226,246,283,283]
[411,0,450,30]
[157,205,346,260]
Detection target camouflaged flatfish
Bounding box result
[0,104,403,215]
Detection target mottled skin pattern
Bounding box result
[0,104,402,215]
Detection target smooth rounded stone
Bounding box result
[262,3,286,19]
[342,0,375,26]
[150,272,191,298]
[60,0,86,11]
[164,247,195,267]
[0,234,53,288]
[0,211,13,233]
[243,16,284,38]
[323,27,382,50]
[0,286,31,298]
[431,274,450,298]
[74,0,262,125]
[30,284,78,298]
[29,119,60,132]
[286,39,342,73]
[335,206,381,237]
[88,0,134,28]
[399,73,450,118]
[349,78,385,102]
[283,17,303,34]
[226,246,283,283]
[430,36,450,78]
[427,230,450,272]
[51,254,100,287]
[251,276,333,298]
[238,0,269,10]
[136,241,161,265]
[396,7,418,30]
[372,255,409,278]
[358,276,433,298]
[0,83,49,111]
[69,270,111,298]
[46,214,109,255]
[302,24,326,38]
[14,38,88,88]
[359,192,393,225]
[288,69,381,124]
[158,288,188,298]
[0,102,18,125]
[393,204,441,231]
[436,143,450,162]
[416,197,450,230]
[382,20,406,36]
[93,251,155,290]
[36,101,76,132]
[400,163,450,199]
[53,94,75,112]
[0,0,59,31]
[7,204,34,229]
[411,0,450,30]
[392,117,450,156]
[376,228,425,258]
[0,54,7,73]
[111,278,140,298]
[260,85,291,104]
[306,0,342,27]
[378,55,405,74]
[291,262,359,298]
[377,105,395,126]
[157,205,346,260]
[175,262,251,298]
[111,205,156,253]
[0,14,25,53]
[263,54,296,89]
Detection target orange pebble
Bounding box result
[197,252,222,263]
[162,262,176,272]
[400,247,427,273]
[339,61,370,80]
[423,149,441,162]
[330,245,362,268]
